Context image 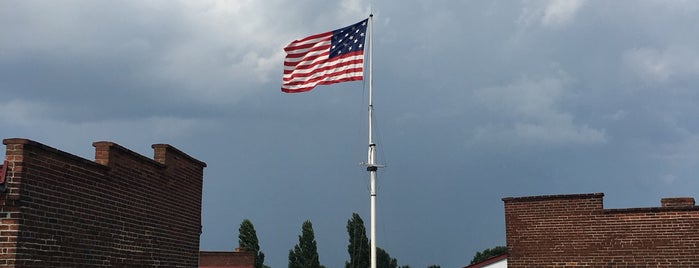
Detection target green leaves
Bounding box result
[345,213,370,268]
[288,220,322,268]
[238,219,266,268]
[470,246,507,265]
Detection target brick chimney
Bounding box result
[661,197,695,208]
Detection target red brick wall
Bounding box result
[198,251,254,268]
[503,193,699,267]
[0,138,206,268]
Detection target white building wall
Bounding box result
[482,258,507,268]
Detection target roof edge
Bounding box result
[502,192,604,202]
[463,253,509,268]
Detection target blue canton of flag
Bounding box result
[330,20,367,58]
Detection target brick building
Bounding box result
[198,250,255,268]
[0,138,206,267]
[503,193,699,267]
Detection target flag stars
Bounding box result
[328,19,368,59]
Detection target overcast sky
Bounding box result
[3,1,699,267]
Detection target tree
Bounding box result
[238,219,267,268]
[289,220,322,268]
[345,213,370,268]
[345,213,410,268]
[470,246,507,265]
[377,247,398,268]
[427,265,440,268]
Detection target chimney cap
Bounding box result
[661,197,695,208]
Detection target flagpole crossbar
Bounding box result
[360,163,385,170]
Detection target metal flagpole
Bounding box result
[365,13,382,268]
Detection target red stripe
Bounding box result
[282,76,363,93]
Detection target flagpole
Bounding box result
[366,13,380,268]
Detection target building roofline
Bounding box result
[463,253,508,268]
[503,192,699,212]
[604,206,699,214]
[502,192,604,202]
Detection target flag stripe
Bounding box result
[281,19,367,93]
[283,48,332,67]
[282,74,363,93]
[283,68,363,87]
[283,51,364,74]
[284,36,332,54]
[284,40,332,62]
[284,32,332,49]
[283,59,364,82]
[282,54,364,92]
[283,60,364,84]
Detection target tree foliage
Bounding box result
[238,219,267,268]
[288,220,322,268]
[345,213,410,268]
[377,247,398,268]
[345,213,370,268]
[470,246,507,265]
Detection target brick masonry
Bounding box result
[0,138,206,267]
[198,250,254,268]
[503,193,699,267]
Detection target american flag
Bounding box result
[281,19,368,93]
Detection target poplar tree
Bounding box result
[238,219,266,268]
[345,213,370,268]
[345,213,411,268]
[288,220,322,268]
[377,247,398,268]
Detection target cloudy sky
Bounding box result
[3,0,699,267]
